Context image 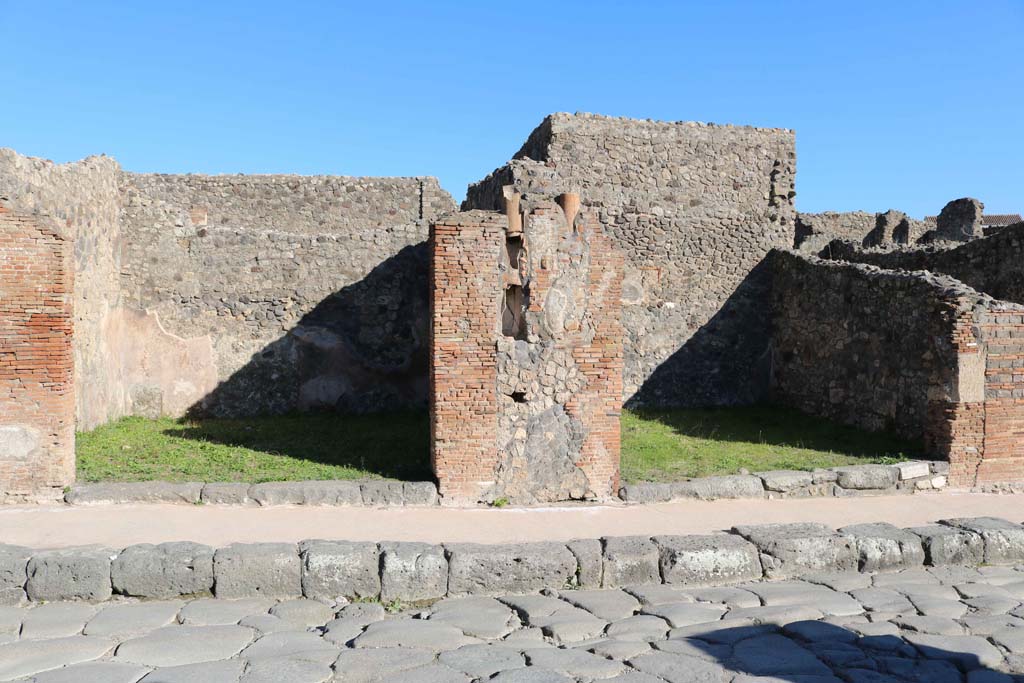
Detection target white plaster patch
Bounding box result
[0,425,40,460]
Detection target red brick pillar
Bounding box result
[0,206,75,502]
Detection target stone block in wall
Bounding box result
[655,534,762,586]
[379,542,448,604]
[445,542,576,596]
[65,482,203,505]
[213,543,301,599]
[300,540,380,601]
[838,523,926,572]
[939,518,1024,564]
[908,525,985,566]
[733,523,857,579]
[25,547,114,601]
[249,481,362,506]
[566,539,603,589]
[601,537,660,588]
[671,475,765,501]
[0,544,31,605]
[112,542,214,598]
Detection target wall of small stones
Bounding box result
[4,515,1024,604]
[796,210,931,253]
[0,208,75,502]
[823,222,1024,306]
[465,113,797,408]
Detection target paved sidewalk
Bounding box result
[4,565,1024,682]
[0,491,1022,549]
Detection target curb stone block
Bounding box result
[112,542,215,598]
[403,482,439,506]
[65,482,203,505]
[25,547,115,601]
[213,543,301,599]
[733,523,857,579]
[0,544,31,605]
[894,462,931,481]
[757,471,813,493]
[602,537,661,587]
[655,534,762,586]
[907,525,985,566]
[446,542,576,596]
[838,523,925,571]
[811,469,839,484]
[940,518,1024,564]
[200,483,252,505]
[249,481,361,506]
[360,481,405,506]
[379,542,448,603]
[300,540,381,601]
[831,465,898,490]
[566,539,603,589]
[618,483,673,503]
[672,475,765,501]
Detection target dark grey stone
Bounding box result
[213,543,301,599]
[602,537,660,587]
[403,481,439,506]
[566,538,603,589]
[831,465,898,490]
[25,547,114,601]
[300,540,380,601]
[733,522,857,578]
[839,522,925,571]
[380,541,448,603]
[248,481,361,506]
[360,480,404,506]
[757,470,813,493]
[618,483,673,504]
[908,525,985,566]
[446,542,576,596]
[655,534,762,586]
[65,482,203,505]
[941,518,1024,564]
[672,475,764,501]
[112,542,214,598]
[0,544,30,605]
[200,483,252,505]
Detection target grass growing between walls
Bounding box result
[77,405,923,484]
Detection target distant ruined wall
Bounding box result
[823,222,1024,306]
[771,250,1024,487]
[120,174,456,416]
[0,207,74,501]
[796,210,930,253]
[465,113,796,407]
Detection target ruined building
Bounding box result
[1,112,1022,502]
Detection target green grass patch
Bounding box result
[622,404,923,483]
[76,412,431,483]
[76,404,924,484]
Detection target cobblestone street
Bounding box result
[5,565,1024,682]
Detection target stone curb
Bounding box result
[64,480,440,507]
[4,514,1024,606]
[619,462,949,503]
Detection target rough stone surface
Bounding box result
[0,635,116,681]
[566,539,603,589]
[403,482,439,506]
[249,482,362,507]
[655,534,762,586]
[446,543,576,596]
[0,544,30,605]
[831,466,899,491]
[936,197,985,242]
[112,542,214,598]
[25,547,114,602]
[114,625,255,667]
[757,470,814,493]
[941,518,1024,564]
[839,522,926,571]
[65,482,203,505]
[213,544,301,599]
[380,542,448,603]
[909,525,986,566]
[359,480,404,506]
[734,523,857,578]
[201,483,253,505]
[602,537,661,588]
[299,541,380,601]
[672,475,764,501]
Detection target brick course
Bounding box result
[0,205,74,501]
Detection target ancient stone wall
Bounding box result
[465,113,796,407]
[119,173,455,416]
[796,210,930,253]
[431,196,623,504]
[0,207,75,501]
[0,150,123,430]
[824,222,1024,306]
[770,249,1024,487]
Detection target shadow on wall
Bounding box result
[188,242,432,419]
[627,261,773,409]
[637,622,1005,681]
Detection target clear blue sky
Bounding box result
[2,1,1021,217]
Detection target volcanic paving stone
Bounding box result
[525,646,628,678]
[25,547,115,602]
[446,543,576,596]
[267,599,334,628]
[299,541,380,601]
[112,542,214,598]
[0,544,30,605]
[83,601,182,639]
[138,660,246,682]
[601,537,660,588]
[941,518,1024,564]
[20,602,98,639]
[0,635,116,681]
[352,619,480,650]
[655,534,762,586]
[379,541,448,603]
[239,630,338,662]
[558,589,639,621]
[213,543,301,599]
[114,624,256,667]
[27,661,152,683]
[640,602,726,628]
[733,522,858,578]
[177,597,275,625]
[839,522,926,572]
[438,643,526,678]
[332,647,436,682]
[428,596,518,639]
